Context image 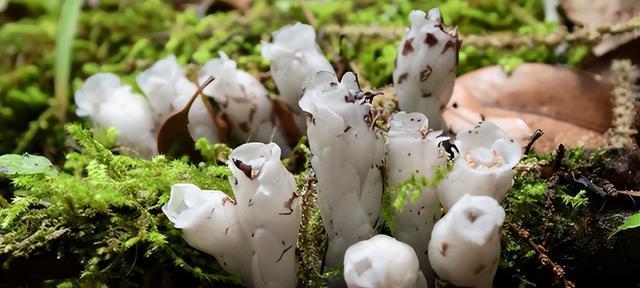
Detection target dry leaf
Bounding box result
[157,76,216,161]
[272,97,303,147]
[445,63,613,152]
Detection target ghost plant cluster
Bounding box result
[76,6,525,288]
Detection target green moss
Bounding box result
[0,124,235,285]
[382,166,449,233]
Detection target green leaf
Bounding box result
[0,154,58,176]
[54,0,83,121]
[611,212,640,237]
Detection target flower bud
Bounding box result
[393,8,459,130]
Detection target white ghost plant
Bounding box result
[74,73,157,157]
[428,194,505,288]
[164,142,300,288]
[386,111,448,283]
[262,23,336,131]
[393,8,460,130]
[438,121,522,210]
[228,142,301,288]
[343,234,428,288]
[299,71,385,268]
[199,52,289,152]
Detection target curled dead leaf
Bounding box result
[272,97,303,147]
[157,76,216,161]
[445,63,613,152]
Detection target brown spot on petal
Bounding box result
[344,125,352,133]
[249,106,257,123]
[232,158,253,179]
[475,264,486,274]
[221,196,236,206]
[345,93,357,103]
[239,122,250,133]
[402,37,415,56]
[455,39,462,65]
[440,242,449,257]
[397,73,409,84]
[442,40,455,54]
[420,65,433,81]
[422,92,433,98]
[275,244,293,263]
[279,192,298,215]
[425,33,438,46]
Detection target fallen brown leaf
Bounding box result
[445,63,613,152]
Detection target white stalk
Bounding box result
[386,111,448,283]
[344,234,427,288]
[428,194,505,288]
[393,8,459,130]
[162,183,253,285]
[262,23,335,131]
[299,71,385,268]
[137,55,220,144]
[438,121,522,210]
[200,52,288,152]
[228,142,300,288]
[75,73,157,157]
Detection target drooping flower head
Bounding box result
[162,183,253,284]
[393,8,460,130]
[438,121,521,210]
[200,52,288,150]
[75,73,157,157]
[262,23,335,131]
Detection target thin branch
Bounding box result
[506,221,575,288]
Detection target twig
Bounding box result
[607,59,639,148]
[322,16,640,49]
[299,0,318,28]
[506,221,575,288]
[543,145,565,244]
[543,174,559,245]
[524,129,544,154]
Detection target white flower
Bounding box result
[344,234,427,288]
[428,194,505,288]
[393,8,459,130]
[386,111,448,283]
[200,52,288,152]
[262,23,335,131]
[74,73,157,157]
[299,71,385,268]
[228,142,300,288]
[438,121,521,210]
[162,183,253,285]
[137,55,220,144]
